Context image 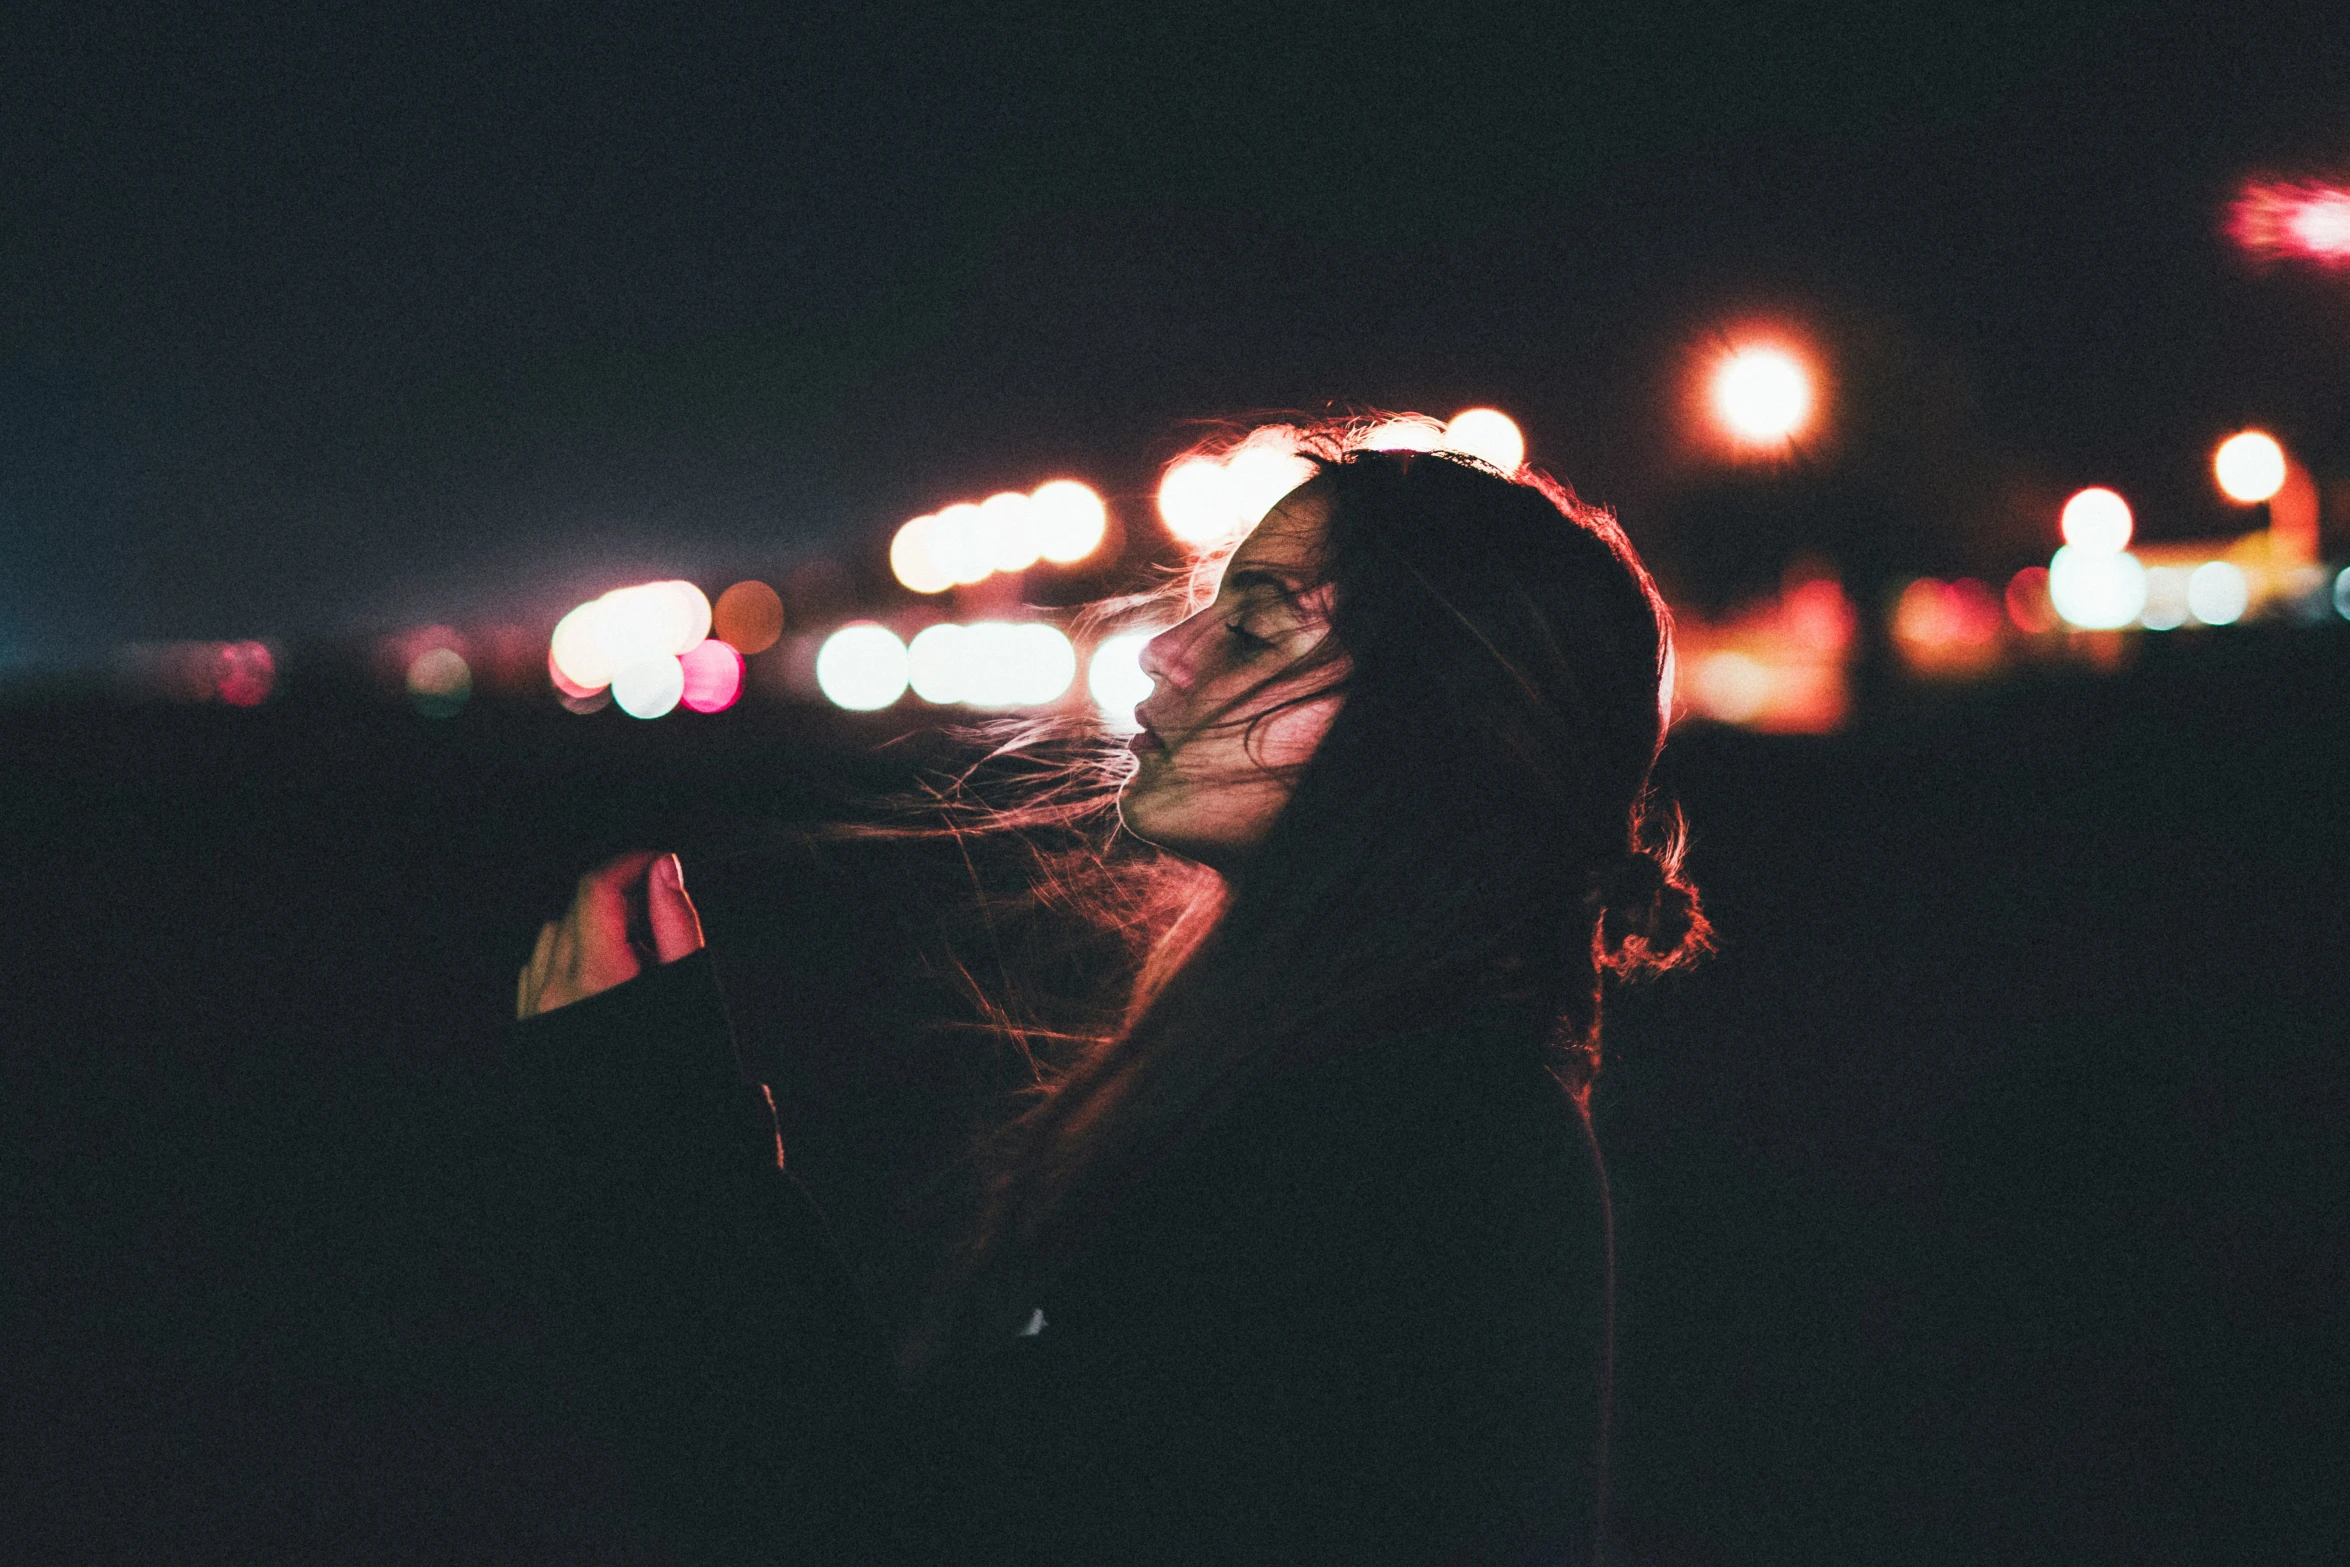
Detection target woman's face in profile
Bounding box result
[1121,487,1347,871]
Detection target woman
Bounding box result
[507,424,1711,1564]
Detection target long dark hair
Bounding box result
[901,421,1711,1374]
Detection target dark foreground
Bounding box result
[6,631,2345,1565]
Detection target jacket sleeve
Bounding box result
[499,949,891,1564]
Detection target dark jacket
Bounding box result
[501,845,1613,1565]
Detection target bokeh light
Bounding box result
[1438,408,1526,473]
[406,646,472,717]
[1360,416,1445,452]
[1690,651,1774,724]
[549,580,713,694]
[1087,632,1157,732]
[1030,480,1109,564]
[2185,561,2249,627]
[963,622,1077,708]
[679,639,745,712]
[1709,347,1813,446]
[891,516,953,594]
[2213,431,2287,504]
[713,580,785,654]
[2048,544,2149,629]
[2335,567,2350,621]
[612,657,686,719]
[1158,456,1240,546]
[2141,566,2190,631]
[2059,488,2134,554]
[215,641,276,707]
[815,623,909,710]
[906,623,967,704]
[981,491,1042,574]
[2005,567,2060,634]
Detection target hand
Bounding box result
[516,851,707,1020]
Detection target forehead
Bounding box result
[1222,484,1328,580]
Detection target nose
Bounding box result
[1136,610,1207,691]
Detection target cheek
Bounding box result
[1246,690,1344,770]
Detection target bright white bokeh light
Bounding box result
[612,656,686,719]
[1088,631,1157,732]
[906,622,967,704]
[1030,480,1108,563]
[2185,561,2249,626]
[1159,456,1240,545]
[1224,441,1317,527]
[1439,408,1526,473]
[1710,349,1812,445]
[2140,566,2190,631]
[815,623,910,710]
[927,503,993,586]
[2048,544,2149,629]
[952,621,1076,708]
[549,602,616,691]
[981,491,1042,574]
[2060,488,2134,554]
[2213,431,2287,505]
[892,516,953,594]
[549,580,711,693]
[1360,416,1445,452]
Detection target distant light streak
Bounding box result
[815,623,909,710]
[2213,431,2287,504]
[2059,488,2134,554]
[549,580,713,695]
[1030,481,1109,563]
[891,516,954,594]
[1689,651,1774,724]
[2228,179,2350,266]
[1438,408,1526,473]
[1087,632,1157,732]
[1709,347,1813,447]
[892,480,1111,592]
[216,641,276,707]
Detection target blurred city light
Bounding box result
[1709,346,1814,447]
[679,639,745,712]
[1157,436,1318,551]
[1669,571,1854,733]
[215,641,276,707]
[612,657,686,719]
[2336,567,2350,621]
[713,580,785,654]
[549,580,713,696]
[1030,481,1110,563]
[2004,567,2060,634]
[1438,408,1526,474]
[2141,566,2190,630]
[1360,416,1446,452]
[815,623,910,710]
[891,480,1110,592]
[405,646,471,717]
[2185,561,2250,626]
[2228,179,2350,267]
[2048,545,2149,629]
[1890,577,2004,677]
[2060,488,2134,553]
[1088,631,1156,732]
[898,621,1078,708]
[2213,431,2288,504]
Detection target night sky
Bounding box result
[6,0,2347,664]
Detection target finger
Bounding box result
[648,853,707,965]
[568,855,649,994]
[517,921,557,1018]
